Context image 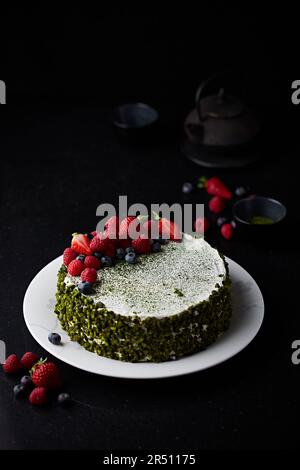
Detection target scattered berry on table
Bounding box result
[101,256,113,268]
[235,186,248,197]
[31,361,61,389]
[217,216,228,227]
[20,352,39,370]
[152,241,161,253]
[182,182,194,194]
[125,252,136,264]
[125,247,135,254]
[132,236,151,254]
[78,281,94,295]
[81,267,97,284]
[29,387,48,406]
[84,255,101,270]
[221,223,234,240]
[76,254,85,263]
[48,332,61,346]
[71,233,92,256]
[13,384,27,398]
[198,176,232,200]
[63,248,77,267]
[3,354,21,374]
[194,217,210,234]
[20,375,33,388]
[208,196,226,214]
[68,259,84,277]
[116,248,125,259]
[231,220,237,229]
[57,392,72,406]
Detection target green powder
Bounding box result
[250,215,274,225]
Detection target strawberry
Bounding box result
[81,267,97,284]
[142,219,159,238]
[119,216,139,240]
[159,218,181,241]
[29,387,48,406]
[68,259,84,276]
[63,247,77,267]
[198,176,232,200]
[208,196,226,214]
[104,216,119,240]
[84,255,101,270]
[71,233,92,256]
[31,360,61,389]
[132,236,151,254]
[90,233,111,253]
[221,223,234,240]
[20,352,39,370]
[194,217,210,234]
[2,354,21,374]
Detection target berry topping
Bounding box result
[117,239,132,249]
[13,384,27,398]
[90,234,110,253]
[63,248,77,267]
[84,255,101,270]
[71,233,92,256]
[104,216,119,240]
[132,236,151,254]
[20,375,33,388]
[81,267,97,284]
[152,241,161,253]
[86,233,94,240]
[198,176,232,200]
[125,252,136,264]
[125,247,135,254]
[119,216,139,240]
[142,219,159,238]
[48,332,61,346]
[158,218,181,241]
[20,352,39,370]
[31,360,61,389]
[103,242,116,258]
[57,392,72,406]
[29,387,48,406]
[76,254,85,263]
[116,248,125,259]
[208,196,226,214]
[194,217,210,234]
[78,281,94,295]
[93,251,104,260]
[216,216,228,227]
[68,259,84,276]
[182,182,194,194]
[3,354,21,374]
[101,256,113,268]
[221,223,234,240]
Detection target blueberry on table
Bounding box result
[216,217,228,227]
[116,248,125,259]
[125,252,136,264]
[235,186,248,197]
[152,242,161,253]
[182,182,194,194]
[78,281,94,295]
[13,384,27,398]
[48,332,62,345]
[20,375,33,388]
[101,256,113,267]
[57,392,72,406]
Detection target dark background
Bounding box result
[0,5,299,452]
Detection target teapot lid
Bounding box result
[198,88,245,119]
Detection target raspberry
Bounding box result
[84,255,101,270]
[63,248,77,267]
[29,387,48,405]
[132,236,151,254]
[2,354,21,374]
[81,268,97,284]
[20,352,39,370]
[68,259,84,276]
[194,217,210,234]
[90,234,110,253]
[221,223,234,240]
[208,196,226,214]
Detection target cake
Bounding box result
[54,229,232,362]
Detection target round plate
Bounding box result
[23,256,264,379]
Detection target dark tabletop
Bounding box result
[1,4,299,453]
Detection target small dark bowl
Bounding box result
[112,103,159,140]
[233,196,287,226]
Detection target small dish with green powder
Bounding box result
[233,196,286,227]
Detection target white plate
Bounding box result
[23,256,264,379]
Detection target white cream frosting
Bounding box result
[64,235,226,318]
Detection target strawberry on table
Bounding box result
[208,196,226,214]
[71,233,92,255]
[198,176,232,200]
[31,360,61,389]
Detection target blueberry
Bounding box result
[235,186,248,197]
[125,247,135,254]
[57,392,72,406]
[13,384,27,398]
[93,252,103,260]
[76,254,85,263]
[86,233,94,240]
[101,256,113,267]
[231,220,237,229]
[217,217,228,227]
[78,281,94,295]
[152,242,161,253]
[20,375,33,388]
[125,252,136,264]
[116,248,125,260]
[154,237,167,245]
[48,332,61,345]
[182,182,194,194]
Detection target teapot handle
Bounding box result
[195,74,222,122]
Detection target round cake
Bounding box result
[55,235,231,362]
